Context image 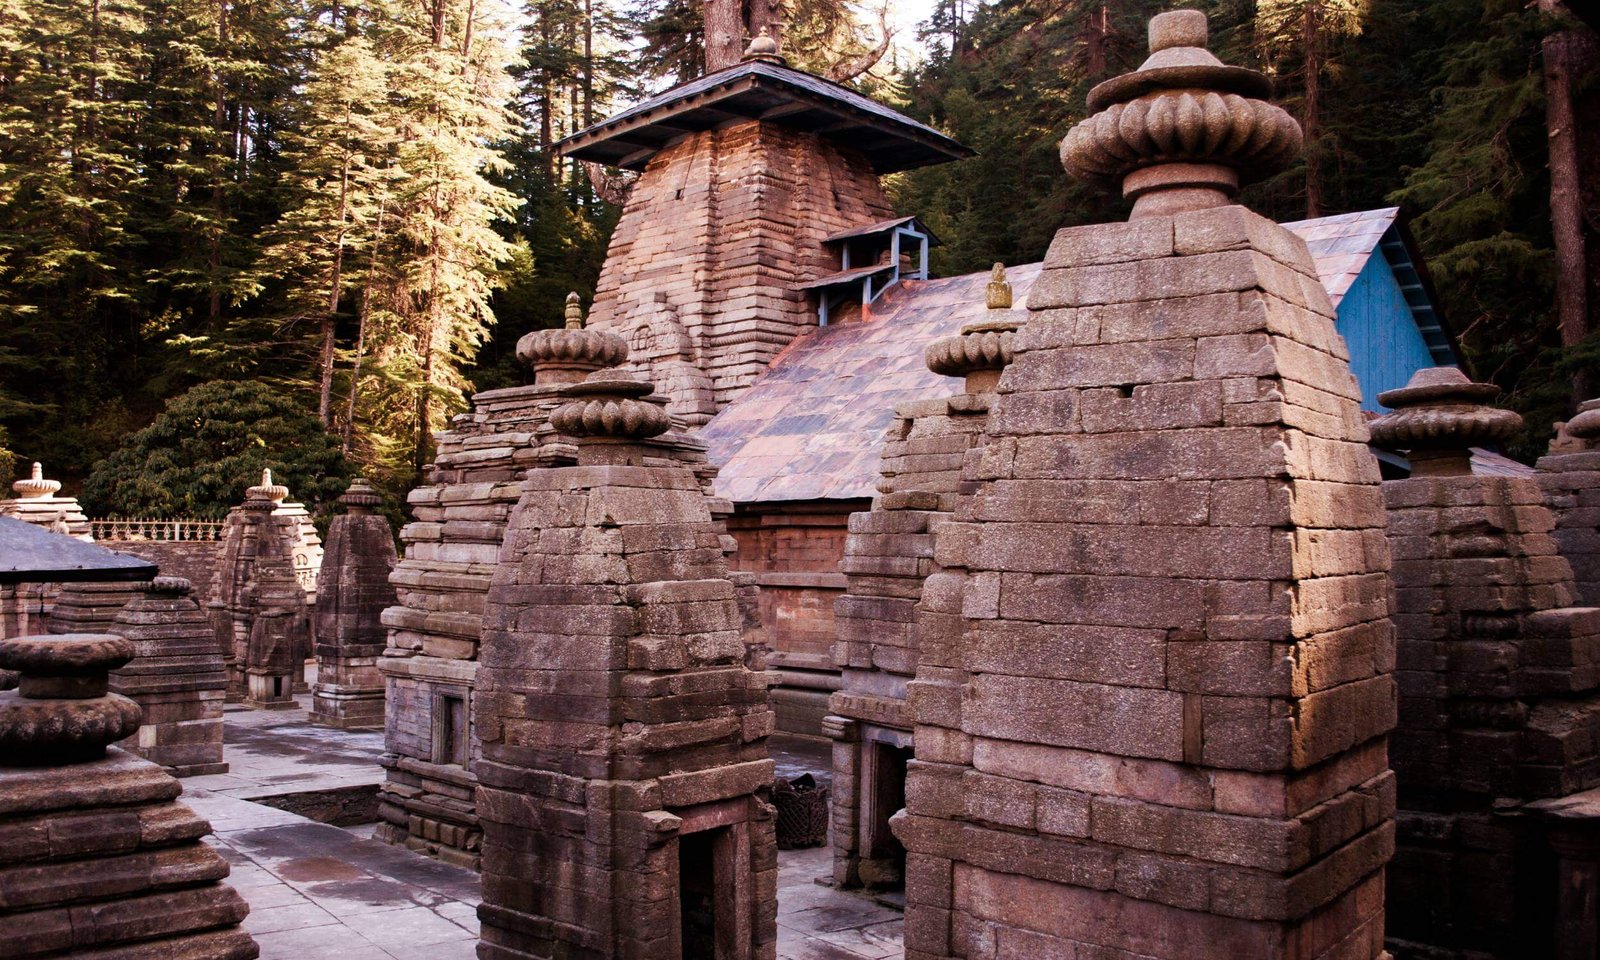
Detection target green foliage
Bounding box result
[1390,0,1562,458]
[83,380,353,519]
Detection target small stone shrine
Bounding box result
[310,478,397,729]
[0,461,91,540]
[376,292,632,866]
[209,471,316,700]
[825,285,1019,889]
[1374,367,1600,958]
[0,632,258,959]
[895,11,1396,958]
[1539,397,1600,606]
[474,368,777,960]
[110,576,229,775]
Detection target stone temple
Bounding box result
[7,10,1600,960]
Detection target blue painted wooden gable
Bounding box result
[1284,208,1457,412]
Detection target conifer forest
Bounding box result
[0,0,1595,518]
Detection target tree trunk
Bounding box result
[1302,0,1323,219]
[1545,20,1591,401]
[746,0,781,51]
[703,0,743,71]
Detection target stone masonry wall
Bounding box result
[587,121,895,423]
[896,206,1397,960]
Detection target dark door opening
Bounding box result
[864,742,912,888]
[679,829,720,959]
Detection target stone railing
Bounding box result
[90,518,227,542]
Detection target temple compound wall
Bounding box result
[1375,369,1600,958]
[894,13,1395,959]
[474,369,776,960]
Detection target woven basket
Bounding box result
[772,775,829,849]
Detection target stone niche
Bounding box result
[894,12,1395,960]
[473,370,777,960]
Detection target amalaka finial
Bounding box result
[743,25,786,66]
[516,294,628,387]
[12,461,61,499]
[0,633,144,764]
[340,477,383,515]
[1060,8,1302,219]
[246,467,289,504]
[986,263,1013,310]
[1567,399,1600,444]
[926,318,1020,395]
[1370,367,1523,476]
[550,370,672,463]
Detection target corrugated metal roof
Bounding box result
[0,516,157,584]
[704,209,1450,504]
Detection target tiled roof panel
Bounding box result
[1282,207,1399,307]
[705,209,1405,504]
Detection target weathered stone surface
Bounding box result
[474,372,777,960]
[1375,371,1600,958]
[0,632,258,959]
[896,13,1392,960]
[310,479,397,730]
[110,577,228,776]
[829,310,1018,890]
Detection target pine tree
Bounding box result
[256,31,399,426]
[383,0,521,477]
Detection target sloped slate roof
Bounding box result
[0,515,157,584]
[701,265,1041,504]
[703,210,1449,504]
[1281,207,1399,307]
[556,60,973,174]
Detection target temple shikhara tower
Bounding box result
[894,11,1396,958]
[559,38,970,425]
[474,368,777,960]
[311,478,397,729]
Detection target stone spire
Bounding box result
[1370,366,1522,476]
[826,276,1020,890]
[515,292,629,386]
[2,460,92,540]
[109,576,230,775]
[896,10,1393,960]
[1060,9,1302,219]
[1541,396,1600,607]
[11,461,59,499]
[0,632,258,958]
[310,477,397,730]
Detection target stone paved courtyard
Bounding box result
[175,694,903,960]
